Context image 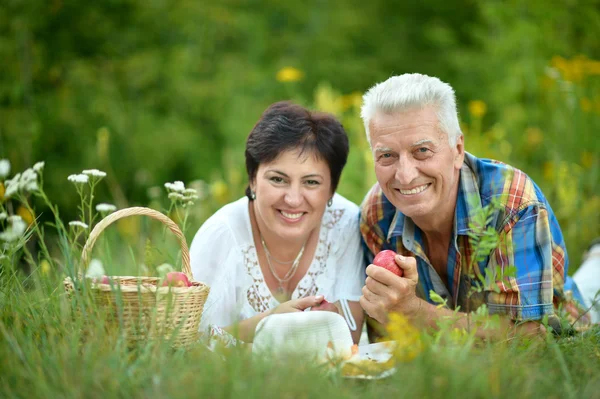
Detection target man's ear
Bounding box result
[454,134,465,169]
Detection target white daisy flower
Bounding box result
[0,159,10,178]
[4,173,21,198]
[95,203,117,213]
[0,217,27,242]
[168,192,185,201]
[11,218,27,236]
[164,181,185,193]
[69,220,89,229]
[82,169,107,178]
[183,188,197,195]
[7,215,22,222]
[85,259,105,279]
[68,174,89,184]
[188,179,208,200]
[183,194,199,202]
[33,161,45,172]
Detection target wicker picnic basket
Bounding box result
[63,207,210,348]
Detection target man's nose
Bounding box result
[395,157,419,185]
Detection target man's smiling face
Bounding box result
[369,106,464,223]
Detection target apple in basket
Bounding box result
[161,272,192,287]
[94,275,113,284]
[373,250,403,277]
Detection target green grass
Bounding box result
[1,269,599,399]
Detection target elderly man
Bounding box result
[359,73,588,338]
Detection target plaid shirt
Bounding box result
[359,152,571,321]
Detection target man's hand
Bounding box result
[360,254,421,325]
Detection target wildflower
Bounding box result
[96,127,110,161]
[4,173,21,198]
[168,192,185,201]
[69,220,89,229]
[276,66,304,83]
[210,180,229,204]
[16,206,34,226]
[0,159,10,178]
[95,203,117,213]
[468,100,487,118]
[85,259,105,279]
[183,188,197,195]
[580,97,593,113]
[33,161,45,172]
[164,181,185,193]
[526,127,544,147]
[20,168,39,193]
[40,259,51,275]
[188,180,208,200]
[386,312,423,362]
[183,194,199,202]
[68,174,89,184]
[82,169,107,178]
[0,215,27,242]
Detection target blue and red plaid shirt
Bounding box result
[360,152,580,322]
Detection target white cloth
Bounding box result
[573,243,600,323]
[190,193,365,332]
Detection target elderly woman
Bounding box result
[190,101,365,344]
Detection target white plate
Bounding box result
[342,341,397,380]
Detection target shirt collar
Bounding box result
[386,152,482,241]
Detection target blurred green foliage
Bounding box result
[1,0,599,270]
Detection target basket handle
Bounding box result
[81,207,192,278]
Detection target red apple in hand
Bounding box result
[373,250,403,277]
[161,272,191,287]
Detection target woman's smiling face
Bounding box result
[251,148,332,242]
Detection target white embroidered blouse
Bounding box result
[189,193,365,332]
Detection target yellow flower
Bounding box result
[97,127,110,161]
[17,205,35,226]
[386,312,423,362]
[526,127,544,147]
[40,259,51,275]
[210,180,229,204]
[468,100,487,118]
[276,67,304,83]
[341,91,363,111]
[580,97,593,113]
[543,161,554,181]
[581,151,594,169]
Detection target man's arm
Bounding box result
[359,254,546,340]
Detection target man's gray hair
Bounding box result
[361,73,462,146]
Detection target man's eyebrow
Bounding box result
[373,146,393,153]
[411,139,435,147]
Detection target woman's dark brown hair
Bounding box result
[245,101,349,200]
